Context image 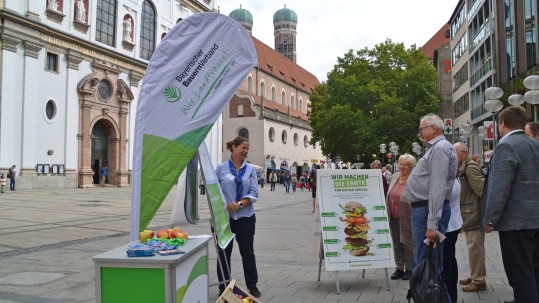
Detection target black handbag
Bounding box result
[407,235,449,303]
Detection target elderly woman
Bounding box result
[386,154,416,280]
[371,160,389,196]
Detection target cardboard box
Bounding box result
[215,279,262,303]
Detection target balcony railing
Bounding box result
[472,103,487,120]
[470,57,492,86]
[469,21,490,53]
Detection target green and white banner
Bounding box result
[130,13,257,240]
[198,142,234,249]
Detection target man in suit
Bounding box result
[483,106,539,303]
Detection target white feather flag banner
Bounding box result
[130,13,257,241]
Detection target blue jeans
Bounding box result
[411,201,451,272]
[284,181,290,193]
[10,178,15,190]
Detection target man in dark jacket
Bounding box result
[454,142,486,292]
[483,106,539,303]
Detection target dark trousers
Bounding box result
[10,178,15,190]
[217,214,258,290]
[443,228,460,303]
[270,182,275,191]
[499,229,539,303]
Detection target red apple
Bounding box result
[172,226,181,233]
[157,229,169,239]
[168,229,178,238]
[177,231,188,240]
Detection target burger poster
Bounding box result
[317,169,395,271]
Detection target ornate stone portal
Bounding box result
[77,60,134,188]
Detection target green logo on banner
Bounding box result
[321,212,337,217]
[377,243,392,249]
[164,86,182,102]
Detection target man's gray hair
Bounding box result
[421,114,444,131]
[453,141,468,152]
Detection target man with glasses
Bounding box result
[406,114,457,273]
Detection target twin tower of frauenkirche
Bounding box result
[228,5,297,63]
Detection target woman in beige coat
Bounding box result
[386,154,416,280]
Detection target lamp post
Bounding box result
[412,142,422,158]
[388,142,399,172]
[507,74,539,121]
[459,123,472,145]
[478,125,488,165]
[379,144,387,166]
[484,87,504,146]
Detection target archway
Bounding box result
[91,120,111,185]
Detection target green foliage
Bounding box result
[309,39,441,164]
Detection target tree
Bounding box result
[309,39,440,164]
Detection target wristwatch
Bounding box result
[238,202,244,208]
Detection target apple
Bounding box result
[138,230,153,243]
[167,229,178,238]
[177,231,188,240]
[156,229,169,239]
[172,226,181,233]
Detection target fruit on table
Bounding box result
[138,230,154,242]
[167,229,178,238]
[177,231,188,240]
[156,229,170,239]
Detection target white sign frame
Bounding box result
[317,169,395,274]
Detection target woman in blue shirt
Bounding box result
[216,136,260,298]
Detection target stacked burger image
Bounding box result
[339,201,371,256]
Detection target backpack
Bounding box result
[407,236,449,303]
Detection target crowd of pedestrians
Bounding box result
[216,110,538,302]
[383,109,539,303]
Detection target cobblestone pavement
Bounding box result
[0,185,513,303]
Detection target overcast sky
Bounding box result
[217,0,460,82]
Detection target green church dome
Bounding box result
[229,7,253,25]
[273,6,297,23]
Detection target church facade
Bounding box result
[0,0,220,189]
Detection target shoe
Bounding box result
[391,269,404,280]
[249,287,261,298]
[462,282,487,292]
[504,300,515,303]
[459,277,472,285]
[402,270,412,280]
[312,209,315,213]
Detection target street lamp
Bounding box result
[484,86,504,146]
[507,75,539,121]
[478,125,488,165]
[459,123,473,144]
[389,142,399,172]
[379,144,386,166]
[412,142,422,158]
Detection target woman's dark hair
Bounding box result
[226,136,249,151]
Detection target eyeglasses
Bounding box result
[418,124,432,134]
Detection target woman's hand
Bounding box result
[226,202,241,212]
